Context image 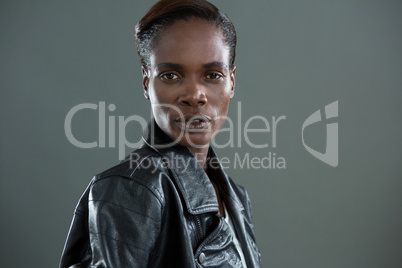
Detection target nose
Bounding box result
[178,79,208,107]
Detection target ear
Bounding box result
[230,66,236,99]
[142,66,150,99]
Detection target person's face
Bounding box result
[142,18,236,149]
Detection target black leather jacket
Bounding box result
[60,121,261,268]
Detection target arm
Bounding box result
[87,176,163,268]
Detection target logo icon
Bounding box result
[302,101,338,167]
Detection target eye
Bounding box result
[205,72,223,80]
[160,73,180,80]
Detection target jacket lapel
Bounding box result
[206,148,258,267]
[142,120,258,267]
[142,120,219,215]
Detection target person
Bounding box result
[60,0,261,267]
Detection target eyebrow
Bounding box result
[156,61,228,70]
[156,62,183,70]
[202,61,228,69]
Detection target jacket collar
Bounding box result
[141,120,245,215]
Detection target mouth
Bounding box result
[175,114,212,131]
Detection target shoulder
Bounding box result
[225,176,255,221]
[226,176,250,204]
[89,146,172,209]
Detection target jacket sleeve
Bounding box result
[87,175,163,268]
[60,182,92,268]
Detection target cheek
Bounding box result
[152,105,170,120]
[212,97,231,130]
[148,77,170,98]
[214,89,232,114]
[148,83,175,114]
[151,103,181,127]
[148,81,162,102]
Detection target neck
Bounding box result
[188,145,209,169]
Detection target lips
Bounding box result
[175,114,211,123]
[175,114,212,131]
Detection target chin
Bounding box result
[178,134,212,149]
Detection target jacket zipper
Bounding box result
[195,215,204,240]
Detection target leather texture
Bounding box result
[60,120,261,268]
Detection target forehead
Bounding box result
[150,18,230,68]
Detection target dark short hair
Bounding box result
[135,0,237,70]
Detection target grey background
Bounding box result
[1,0,401,267]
